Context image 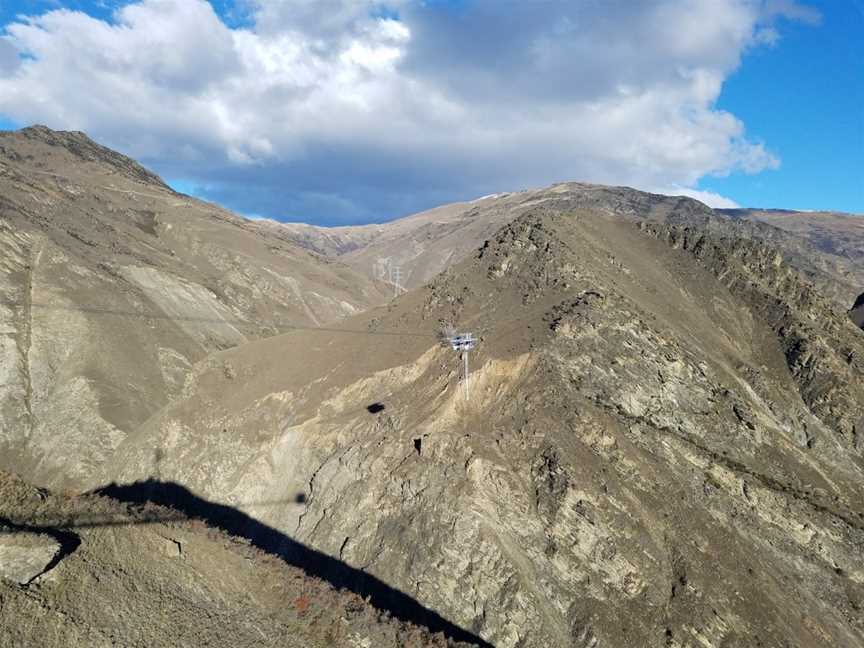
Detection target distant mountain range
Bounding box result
[1,126,862,647]
[275,185,864,314]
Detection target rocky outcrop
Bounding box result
[14,125,169,188]
[721,208,864,305]
[0,531,61,585]
[639,222,864,451]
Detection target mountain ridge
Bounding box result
[272,183,864,312]
[3,124,170,189]
[1,126,862,647]
[0,125,389,490]
[110,205,864,647]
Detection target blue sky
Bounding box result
[0,0,860,223]
[700,0,864,212]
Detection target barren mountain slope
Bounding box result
[271,185,725,290]
[276,185,863,308]
[113,208,864,647]
[0,471,477,648]
[0,126,388,489]
[721,208,864,266]
[721,207,864,308]
[270,199,491,288]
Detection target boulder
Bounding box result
[0,531,61,585]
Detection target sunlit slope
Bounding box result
[0,126,388,489]
[277,184,864,311]
[115,207,864,647]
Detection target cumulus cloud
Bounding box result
[0,37,19,75]
[657,187,741,209]
[0,0,817,223]
[763,0,822,24]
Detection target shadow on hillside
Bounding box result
[0,516,82,582]
[92,479,491,647]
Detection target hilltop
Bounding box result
[276,184,864,311]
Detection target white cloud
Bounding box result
[656,187,741,209]
[0,37,19,75]
[763,0,822,25]
[0,0,818,223]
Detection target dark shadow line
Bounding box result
[0,516,82,585]
[89,479,491,646]
[0,499,302,531]
[14,303,436,339]
[1,513,186,530]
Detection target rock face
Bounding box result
[720,207,864,308]
[113,208,864,647]
[0,126,388,489]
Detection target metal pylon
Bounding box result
[449,333,476,401]
[391,266,402,298]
